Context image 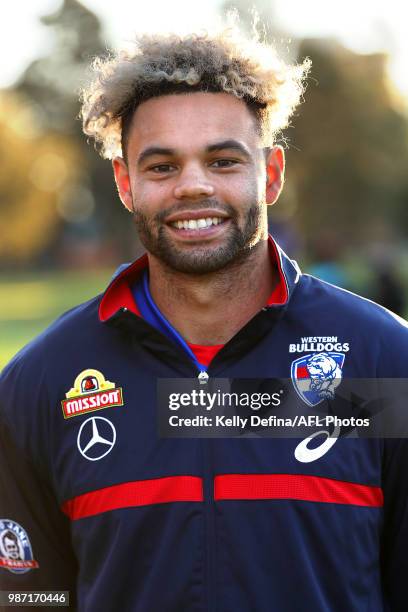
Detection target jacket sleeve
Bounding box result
[381,438,408,611]
[0,355,77,607]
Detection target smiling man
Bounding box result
[1,26,408,612]
[112,90,283,346]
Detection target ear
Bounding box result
[265,145,285,205]
[112,156,133,212]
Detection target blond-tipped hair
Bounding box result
[80,26,311,159]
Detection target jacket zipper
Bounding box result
[198,370,209,384]
[202,419,216,611]
[141,272,210,384]
[136,275,215,605]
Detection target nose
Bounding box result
[173,164,215,200]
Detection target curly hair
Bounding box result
[80,26,311,159]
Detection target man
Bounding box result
[1,531,22,561]
[1,26,408,611]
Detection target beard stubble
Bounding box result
[131,198,264,275]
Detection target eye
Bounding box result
[211,159,239,168]
[148,164,176,173]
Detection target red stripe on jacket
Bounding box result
[63,472,383,520]
[214,474,383,507]
[62,476,204,520]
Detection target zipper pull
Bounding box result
[198,371,209,385]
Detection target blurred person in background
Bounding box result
[375,266,406,315]
[307,233,351,289]
[1,23,408,612]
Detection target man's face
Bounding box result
[114,92,283,274]
[3,536,20,559]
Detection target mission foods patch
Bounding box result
[61,369,123,419]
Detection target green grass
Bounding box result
[0,269,114,369]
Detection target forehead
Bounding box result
[127,92,260,157]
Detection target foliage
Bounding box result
[0,91,80,265]
[11,0,135,268]
[285,40,408,252]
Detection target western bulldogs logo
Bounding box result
[291,352,345,407]
[0,520,39,574]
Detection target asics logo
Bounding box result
[294,425,340,463]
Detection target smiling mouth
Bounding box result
[169,217,227,230]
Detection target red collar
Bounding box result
[99,236,288,322]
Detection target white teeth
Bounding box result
[171,217,225,229]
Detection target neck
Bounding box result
[147,238,276,345]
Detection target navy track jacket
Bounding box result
[1,238,408,611]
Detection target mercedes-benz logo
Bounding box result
[77,416,116,461]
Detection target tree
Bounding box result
[0,91,79,266]
[286,39,408,252]
[12,0,136,268]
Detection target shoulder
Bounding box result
[2,295,102,378]
[300,274,407,325]
[295,274,408,373]
[0,295,103,425]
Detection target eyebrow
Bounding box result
[137,139,252,166]
[137,147,175,166]
[206,140,251,158]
